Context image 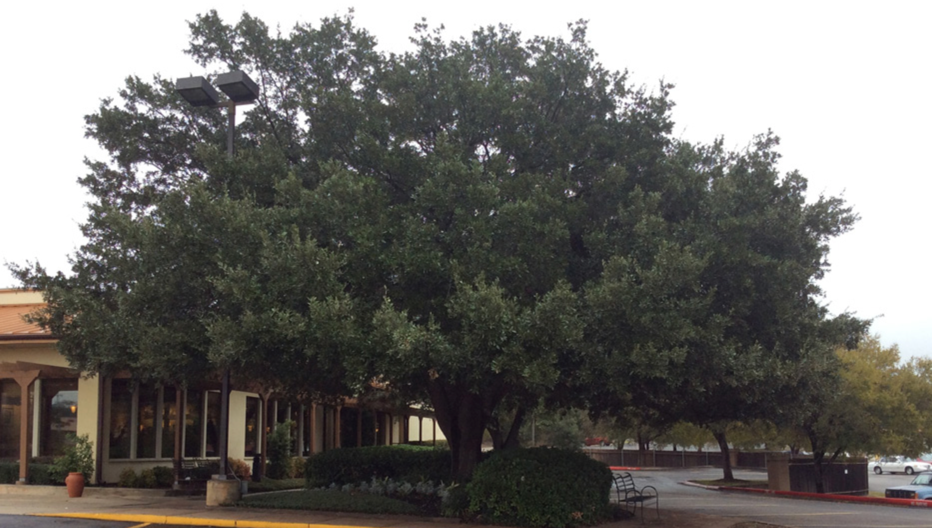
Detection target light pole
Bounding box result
[175,70,259,481]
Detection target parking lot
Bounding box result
[628,468,932,527]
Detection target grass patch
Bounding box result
[693,479,769,489]
[237,489,421,515]
[247,478,304,493]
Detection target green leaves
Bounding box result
[12,11,860,479]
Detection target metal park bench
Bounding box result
[613,472,659,522]
[177,458,219,489]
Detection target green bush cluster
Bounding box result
[0,462,58,485]
[50,434,95,483]
[466,447,612,528]
[267,420,294,480]
[305,445,452,488]
[247,477,305,493]
[116,466,174,488]
[239,489,421,515]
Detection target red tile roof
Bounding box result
[0,304,52,340]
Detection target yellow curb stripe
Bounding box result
[128,524,151,528]
[36,514,169,524]
[34,513,377,528]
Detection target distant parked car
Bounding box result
[873,456,932,475]
[584,437,610,446]
[886,471,932,499]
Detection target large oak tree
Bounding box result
[14,11,855,479]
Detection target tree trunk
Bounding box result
[713,430,734,481]
[488,406,526,450]
[427,379,495,480]
[807,430,826,494]
[637,432,649,467]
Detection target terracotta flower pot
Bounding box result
[65,472,85,498]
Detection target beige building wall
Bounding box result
[76,376,101,482]
[0,289,44,305]
[0,343,69,368]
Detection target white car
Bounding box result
[872,456,932,475]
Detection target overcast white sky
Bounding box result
[2,1,929,357]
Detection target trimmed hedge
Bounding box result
[239,489,421,515]
[466,447,613,528]
[0,462,57,485]
[305,446,452,488]
[117,466,175,488]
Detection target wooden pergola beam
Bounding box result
[11,370,39,483]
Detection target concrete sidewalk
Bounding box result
[0,484,741,528]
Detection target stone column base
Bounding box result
[206,477,242,506]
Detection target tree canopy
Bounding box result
[13,11,857,479]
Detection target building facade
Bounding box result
[0,289,442,484]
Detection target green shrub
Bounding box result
[117,466,174,488]
[0,462,60,485]
[29,464,55,485]
[267,420,294,480]
[152,466,175,488]
[0,462,17,484]
[118,468,138,487]
[441,482,470,518]
[247,477,305,493]
[466,447,612,528]
[305,445,452,488]
[238,489,420,515]
[50,434,95,483]
[288,456,305,479]
[138,468,158,488]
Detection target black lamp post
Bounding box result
[175,70,259,480]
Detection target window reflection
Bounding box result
[40,379,78,456]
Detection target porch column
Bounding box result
[356,409,362,447]
[308,404,317,455]
[296,404,304,456]
[173,387,184,488]
[387,414,393,445]
[94,377,105,484]
[260,393,270,477]
[418,416,423,445]
[334,406,342,448]
[12,370,39,484]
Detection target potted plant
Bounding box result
[51,433,95,497]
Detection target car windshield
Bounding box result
[911,474,932,486]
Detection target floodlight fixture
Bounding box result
[172,69,260,483]
[175,76,221,107]
[215,70,260,103]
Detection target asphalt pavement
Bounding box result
[3,468,931,528]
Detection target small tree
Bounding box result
[266,420,294,480]
[50,434,95,483]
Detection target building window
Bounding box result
[109,380,132,459]
[0,380,24,458]
[39,379,78,457]
[136,385,158,459]
[160,389,177,459]
[244,397,259,457]
[183,390,203,458]
[110,381,188,460]
[204,391,221,457]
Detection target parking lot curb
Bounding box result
[34,513,364,528]
[718,485,932,508]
